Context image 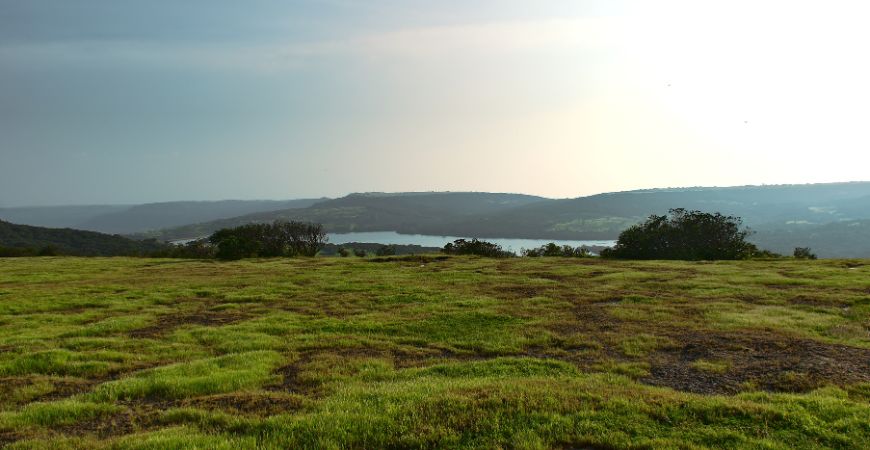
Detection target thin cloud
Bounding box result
[0,17,622,73]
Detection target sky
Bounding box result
[1,0,869,206]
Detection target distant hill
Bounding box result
[145,192,548,241]
[0,199,326,234]
[753,219,870,258]
[0,205,129,230]
[148,183,870,257]
[425,182,870,239]
[0,220,166,256]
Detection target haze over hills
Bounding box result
[0,199,325,235]
[4,183,870,258]
[141,192,549,241]
[145,182,870,258]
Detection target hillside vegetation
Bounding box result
[148,183,870,257]
[146,192,547,241]
[0,221,165,256]
[1,257,869,448]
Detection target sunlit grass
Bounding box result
[1,256,869,448]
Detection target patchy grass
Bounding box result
[1,256,869,448]
[691,359,731,374]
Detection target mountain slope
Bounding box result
[0,220,165,256]
[427,182,870,239]
[149,183,870,257]
[148,192,548,241]
[0,199,326,234]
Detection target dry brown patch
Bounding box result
[267,354,321,396]
[129,307,250,338]
[490,284,548,299]
[54,407,142,439]
[523,294,870,395]
[179,392,304,417]
[368,255,450,264]
[643,329,870,394]
[0,430,26,447]
[0,376,96,406]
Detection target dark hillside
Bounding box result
[0,220,165,256]
[149,192,548,241]
[136,183,870,257]
[76,199,327,234]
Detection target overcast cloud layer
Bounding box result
[2,1,869,206]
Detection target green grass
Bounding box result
[1,256,869,448]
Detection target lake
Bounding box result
[328,231,615,253]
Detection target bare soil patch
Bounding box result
[54,407,142,439]
[178,393,304,417]
[643,329,870,394]
[369,255,450,264]
[129,306,250,338]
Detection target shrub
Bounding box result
[0,246,35,257]
[793,247,817,260]
[150,239,216,259]
[208,220,327,260]
[601,208,759,260]
[523,243,591,258]
[442,239,513,258]
[353,248,367,257]
[213,235,249,261]
[338,247,350,257]
[376,245,397,256]
[36,245,59,256]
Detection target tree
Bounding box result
[442,239,513,258]
[522,243,591,258]
[208,220,327,260]
[793,247,817,260]
[376,245,396,256]
[213,235,248,260]
[601,209,758,260]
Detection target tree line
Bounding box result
[3,211,817,261]
[439,209,815,260]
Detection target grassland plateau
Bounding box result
[1,256,869,449]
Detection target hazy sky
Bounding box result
[2,1,869,206]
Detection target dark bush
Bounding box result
[0,246,35,257]
[601,208,759,260]
[36,245,59,256]
[209,220,327,260]
[149,239,216,259]
[523,243,591,258]
[353,248,367,257]
[376,245,397,256]
[793,247,817,260]
[338,247,350,257]
[442,239,513,258]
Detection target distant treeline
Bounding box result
[438,210,818,261]
[2,212,818,261]
[321,242,441,257]
[438,239,593,258]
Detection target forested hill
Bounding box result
[0,220,165,256]
[0,199,325,234]
[426,183,870,239]
[143,192,548,241]
[148,183,870,257]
